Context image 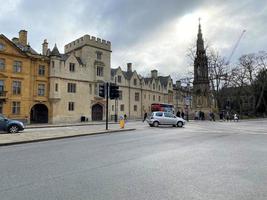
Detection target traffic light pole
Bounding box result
[106,82,109,130]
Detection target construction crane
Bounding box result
[226,30,246,65]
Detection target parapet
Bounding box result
[64,34,111,53]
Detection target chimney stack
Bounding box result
[176,80,181,88]
[127,63,132,72]
[19,30,27,46]
[151,70,158,78]
[42,39,48,55]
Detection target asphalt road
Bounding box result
[0,120,267,200]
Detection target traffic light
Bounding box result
[99,83,105,98]
[109,83,119,99]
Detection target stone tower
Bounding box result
[192,20,211,111]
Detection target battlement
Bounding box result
[64,34,111,53]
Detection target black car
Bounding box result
[0,114,25,133]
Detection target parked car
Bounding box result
[0,114,25,133]
[147,111,186,127]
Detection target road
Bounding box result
[0,120,267,200]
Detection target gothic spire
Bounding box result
[196,18,205,53]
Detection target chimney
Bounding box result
[176,80,181,88]
[12,37,19,44]
[151,70,158,78]
[127,63,132,72]
[19,30,27,46]
[42,39,48,55]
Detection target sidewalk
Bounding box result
[0,125,136,146]
[26,119,141,129]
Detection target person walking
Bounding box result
[181,111,185,119]
[176,110,181,117]
[143,112,147,122]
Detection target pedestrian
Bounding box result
[211,112,215,121]
[124,114,127,121]
[233,113,239,122]
[181,111,185,119]
[176,110,181,117]
[143,112,147,122]
[226,111,230,121]
[195,111,198,120]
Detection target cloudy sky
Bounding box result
[0,0,266,79]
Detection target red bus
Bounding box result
[151,103,174,113]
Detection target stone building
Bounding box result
[173,80,193,117]
[192,22,212,113]
[48,35,112,123]
[110,63,173,119]
[0,30,50,124]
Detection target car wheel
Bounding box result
[149,124,153,127]
[8,125,19,133]
[177,121,183,128]
[153,121,159,127]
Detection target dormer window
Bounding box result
[134,79,137,86]
[117,75,122,83]
[69,63,75,72]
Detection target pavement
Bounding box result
[0,121,136,146]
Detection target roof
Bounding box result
[158,76,170,87]
[50,44,61,56]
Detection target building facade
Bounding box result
[0,30,50,124]
[1,30,188,124]
[110,63,173,119]
[48,35,112,123]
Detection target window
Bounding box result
[119,91,122,100]
[51,61,55,68]
[155,112,163,117]
[38,84,45,96]
[89,84,92,94]
[134,79,137,86]
[12,101,20,114]
[0,43,4,51]
[13,61,22,73]
[153,95,155,101]
[120,104,124,111]
[158,85,161,91]
[112,105,114,111]
[144,93,146,99]
[153,83,155,90]
[69,63,75,72]
[0,102,3,113]
[12,81,21,95]
[0,80,4,93]
[117,75,122,83]
[96,51,102,60]
[55,83,58,92]
[134,105,137,111]
[67,83,76,93]
[97,66,104,77]
[135,92,139,101]
[38,65,45,76]
[0,58,5,70]
[149,94,150,100]
[68,102,75,111]
[164,112,173,118]
[158,96,161,101]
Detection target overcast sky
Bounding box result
[0,0,266,79]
